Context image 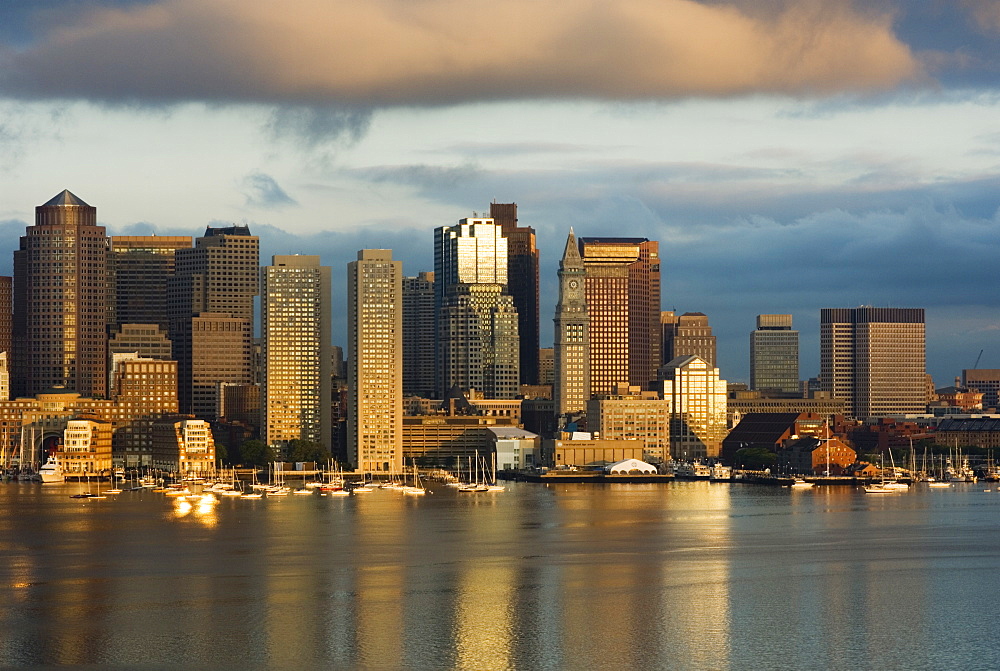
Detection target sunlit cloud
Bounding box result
[0,0,920,107]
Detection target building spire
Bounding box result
[560,228,582,269]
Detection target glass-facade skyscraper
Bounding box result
[750,314,799,392]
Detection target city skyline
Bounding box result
[0,2,998,385]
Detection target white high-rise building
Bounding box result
[261,255,332,452]
[348,250,402,473]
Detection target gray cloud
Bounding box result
[241,172,298,210]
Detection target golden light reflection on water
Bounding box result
[455,563,515,670]
[171,494,218,526]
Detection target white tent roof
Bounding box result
[606,458,658,474]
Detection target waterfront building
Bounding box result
[108,324,173,362]
[750,314,799,392]
[348,250,403,473]
[554,229,591,416]
[434,218,520,399]
[721,412,828,465]
[13,190,109,398]
[778,436,856,475]
[661,355,728,461]
[490,202,540,385]
[402,271,436,398]
[578,237,660,394]
[151,416,216,474]
[60,418,113,476]
[109,235,192,329]
[962,369,1000,409]
[726,389,845,428]
[661,311,716,367]
[110,357,179,467]
[402,415,519,467]
[544,435,646,468]
[821,307,926,419]
[169,226,258,418]
[491,427,539,471]
[587,384,670,463]
[261,255,332,454]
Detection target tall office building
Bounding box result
[661,311,716,367]
[490,202,540,385]
[168,225,258,418]
[0,276,11,358]
[578,237,660,395]
[553,229,591,416]
[109,236,192,329]
[348,250,403,473]
[820,307,926,419]
[13,190,109,398]
[661,355,728,461]
[261,255,332,452]
[750,314,799,392]
[434,218,520,399]
[402,271,436,398]
[963,369,1000,410]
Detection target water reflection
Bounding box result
[4,482,1000,668]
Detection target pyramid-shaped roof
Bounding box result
[42,190,89,207]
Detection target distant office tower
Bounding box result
[578,237,660,394]
[434,218,520,399]
[169,225,258,418]
[821,307,926,419]
[330,346,346,380]
[0,276,11,357]
[13,190,109,398]
[261,255,332,452]
[661,355,728,461]
[962,370,1000,410]
[109,236,192,329]
[402,271,436,397]
[108,324,174,361]
[538,348,554,386]
[554,229,591,416]
[0,352,9,401]
[348,250,403,473]
[490,202,540,385]
[750,314,799,392]
[661,311,716,367]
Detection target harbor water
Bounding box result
[3,480,1000,669]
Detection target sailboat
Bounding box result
[486,452,505,492]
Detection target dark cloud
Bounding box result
[241,172,297,210]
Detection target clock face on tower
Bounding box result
[568,279,579,290]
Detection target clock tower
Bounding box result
[554,228,590,416]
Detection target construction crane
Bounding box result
[974,349,984,370]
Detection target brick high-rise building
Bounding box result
[821,307,926,420]
[578,237,660,395]
[490,202,540,385]
[661,311,716,367]
[261,255,332,453]
[14,190,109,398]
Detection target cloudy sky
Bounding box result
[1,0,999,386]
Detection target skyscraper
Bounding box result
[168,225,258,418]
[109,235,192,330]
[821,307,926,419]
[490,202,540,385]
[0,276,11,359]
[661,355,728,461]
[661,311,716,367]
[750,314,799,392]
[553,229,590,416]
[402,271,436,398]
[434,218,520,399]
[348,250,403,473]
[261,255,332,452]
[13,190,109,398]
[578,237,660,395]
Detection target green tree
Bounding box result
[239,439,275,467]
[286,439,330,463]
[733,447,776,470]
